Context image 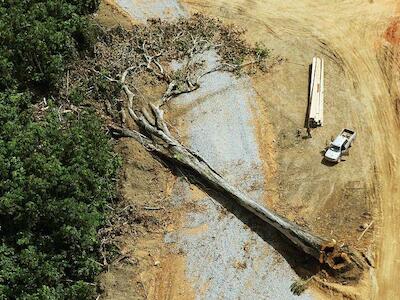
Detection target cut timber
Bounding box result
[308,57,324,128]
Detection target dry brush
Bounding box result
[67,14,367,285]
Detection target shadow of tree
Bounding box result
[157,157,322,281]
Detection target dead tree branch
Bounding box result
[109,66,366,276]
[109,113,365,277]
[84,14,366,282]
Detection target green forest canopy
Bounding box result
[0,1,119,299]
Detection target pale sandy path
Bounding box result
[116,0,186,20]
[167,51,313,299]
[114,1,314,299]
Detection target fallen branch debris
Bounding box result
[357,221,374,241]
[74,14,367,283]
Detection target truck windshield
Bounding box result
[330,145,341,152]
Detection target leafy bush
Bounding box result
[0,1,120,298]
[0,92,119,299]
[0,0,99,91]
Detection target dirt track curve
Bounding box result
[110,0,400,298]
[182,1,400,299]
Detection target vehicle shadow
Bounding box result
[320,148,349,166]
[321,158,337,167]
[320,148,338,167]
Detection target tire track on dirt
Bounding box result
[181,0,400,299]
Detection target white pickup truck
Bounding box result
[324,129,356,163]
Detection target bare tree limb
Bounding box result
[89,16,367,282]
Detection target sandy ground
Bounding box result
[109,0,321,298]
[110,1,318,299]
[99,139,194,300]
[181,0,400,299]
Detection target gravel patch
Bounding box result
[167,50,314,299]
[116,0,186,21]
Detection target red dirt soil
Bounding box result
[385,18,400,45]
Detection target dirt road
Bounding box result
[117,0,186,20]
[182,0,400,299]
[110,0,400,298]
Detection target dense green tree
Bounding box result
[0,92,119,299]
[0,0,99,91]
[0,1,120,298]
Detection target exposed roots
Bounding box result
[290,277,314,296]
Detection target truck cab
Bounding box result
[324,129,356,163]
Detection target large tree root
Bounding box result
[109,101,367,280]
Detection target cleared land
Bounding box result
[182,1,400,298]
[100,0,400,299]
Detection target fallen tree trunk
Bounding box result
[110,103,366,278]
[98,50,369,280]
